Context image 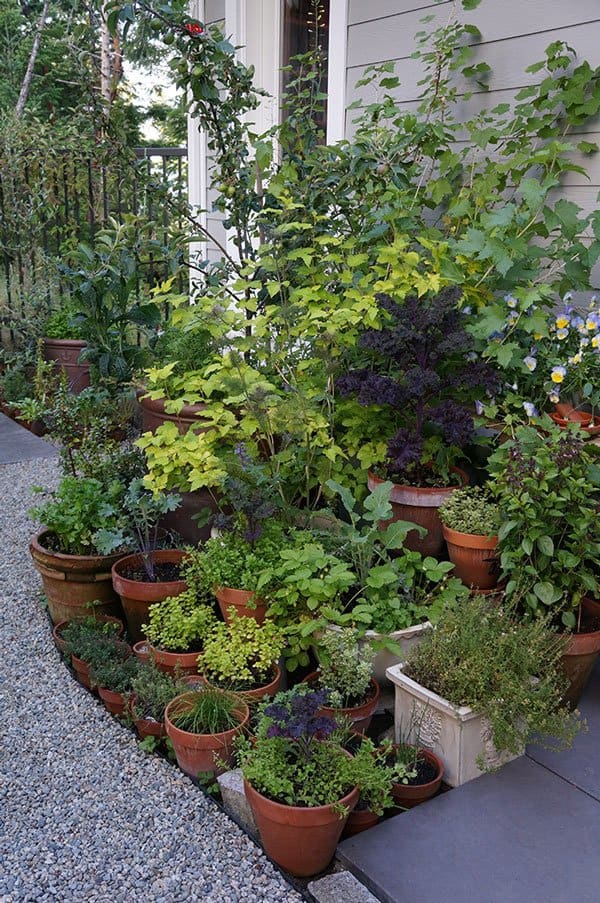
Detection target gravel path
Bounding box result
[0,456,304,903]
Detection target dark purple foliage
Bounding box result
[264,687,337,752]
[213,442,280,544]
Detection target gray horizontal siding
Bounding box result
[205,0,225,25]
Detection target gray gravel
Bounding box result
[0,457,304,903]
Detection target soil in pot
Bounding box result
[368,467,469,557]
[561,597,600,709]
[303,671,380,733]
[244,779,359,877]
[215,587,267,625]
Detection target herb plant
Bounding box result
[143,590,217,652]
[314,628,374,709]
[131,662,187,722]
[169,689,242,735]
[438,486,500,536]
[61,618,123,669]
[405,594,580,759]
[200,614,284,690]
[90,654,139,695]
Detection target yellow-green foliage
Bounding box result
[200,614,284,688]
[143,590,218,652]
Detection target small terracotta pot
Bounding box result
[202,664,282,702]
[147,644,201,677]
[111,550,188,644]
[561,597,600,709]
[71,654,93,690]
[554,403,592,425]
[133,641,151,663]
[130,696,167,740]
[215,587,267,625]
[165,692,249,778]
[341,806,380,838]
[52,615,124,655]
[303,672,380,733]
[390,747,444,809]
[244,778,359,877]
[98,686,130,716]
[368,467,469,557]
[442,524,499,589]
[43,338,90,393]
[30,530,124,626]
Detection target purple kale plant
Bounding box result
[213,442,282,544]
[264,686,337,759]
[338,287,500,484]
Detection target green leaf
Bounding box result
[536,535,554,556]
[521,536,533,555]
[533,581,562,605]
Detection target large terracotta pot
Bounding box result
[43,338,90,393]
[304,672,380,733]
[442,524,499,589]
[159,489,220,544]
[201,664,282,702]
[561,597,600,709]
[215,587,267,625]
[165,691,249,778]
[111,550,187,644]
[137,392,208,436]
[390,747,444,809]
[244,778,359,877]
[30,530,124,625]
[147,644,201,677]
[368,467,469,556]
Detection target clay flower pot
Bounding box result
[30,530,124,626]
[202,664,282,702]
[390,747,444,809]
[43,338,90,393]
[244,778,359,877]
[98,686,130,716]
[561,597,600,709]
[215,586,267,625]
[137,392,208,436]
[554,403,592,425]
[71,653,93,690]
[147,644,201,677]
[304,672,380,733]
[442,524,499,589]
[368,467,469,557]
[159,489,220,544]
[53,615,124,656]
[111,550,188,644]
[130,696,167,740]
[164,692,249,778]
[342,806,380,838]
[133,641,151,662]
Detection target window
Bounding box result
[281,0,330,133]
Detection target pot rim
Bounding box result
[111,549,187,591]
[164,691,250,740]
[31,529,125,569]
[244,775,360,818]
[442,523,499,549]
[368,467,469,506]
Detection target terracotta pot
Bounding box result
[442,524,499,589]
[30,530,124,626]
[561,597,600,709]
[304,672,380,733]
[71,654,93,690]
[137,392,208,436]
[53,615,124,655]
[43,338,90,393]
[133,641,151,663]
[202,664,282,702]
[130,696,167,740]
[111,550,188,644]
[147,644,201,677]
[215,587,267,625]
[165,692,249,778]
[390,747,444,809]
[554,403,592,425]
[98,686,129,716]
[368,467,469,557]
[341,806,380,838]
[244,778,359,877]
[159,489,220,544]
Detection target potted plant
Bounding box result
[306,628,380,733]
[53,612,124,656]
[60,617,126,690]
[238,685,360,877]
[338,288,500,554]
[90,651,139,716]
[165,688,249,778]
[489,421,600,706]
[439,486,500,589]
[199,612,285,701]
[387,594,580,787]
[378,735,444,810]
[187,520,288,625]
[107,479,186,643]
[42,303,90,393]
[130,661,187,739]
[142,589,218,675]
[339,737,398,839]
[29,476,129,624]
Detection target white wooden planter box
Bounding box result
[386,663,522,787]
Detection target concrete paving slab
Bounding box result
[527,660,600,801]
[337,756,600,903]
[0,413,57,464]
